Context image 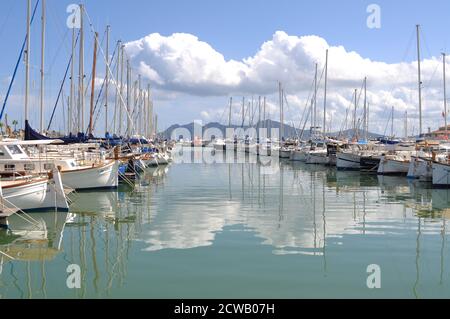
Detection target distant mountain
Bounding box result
[162,121,383,140]
[328,129,384,139]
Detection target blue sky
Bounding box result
[1,0,450,134]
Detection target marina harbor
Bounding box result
[2,0,450,302]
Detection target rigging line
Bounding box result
[420,27,434,61]
[47,27,70,75]
[383,106,392,136]
[84,9,141,140]
[48,0,71,55]
[83,28,107,98]
[47,30,80,131]
[0,0,41,121]
[297,77,317,138]
[90,47,119,133]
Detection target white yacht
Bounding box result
[0,140,119,190]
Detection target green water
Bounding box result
[1,155,450,299]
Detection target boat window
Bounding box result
[44,163,54,170]
[24,164,35,171]
[4,164,15,172]
[7,145,23,155]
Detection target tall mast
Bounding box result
[314,64,318,133]
[353,89,357,132]
[242,97,245,127]
[416,24,423,136]
[133,80,137,134]
[148,84,152,138]
[323,50,328,135]
[143,89,147,137]
[263,96,266,129]
[78,4,84,133]
[443,52,448,138]
[364,77,367,141]
[89,32,98,136]
[138,75,142,135]
[119,44,124,136]
[69,26,76,134]
[105,25,110,135]
[405,110,408,138]
[391,106,394,137]
[25,0,31,123]
[113,40,121,135]
[126,60,131,137]
[258,96,261,133]
[228,97,232,127]
[279,82,283,140]
[40,0,46,133]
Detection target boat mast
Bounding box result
[241,97,245,127]
[281,88,285,140]
[443,52,448,138]
[126,60,131,137]
[228,97,232,127]
[353,89,357,134]
[279,81,284,140]
[143,88,147,138]
[40,0,46,133]
[69,25,76,134]
[138,75,142,136]
[89,32,98,136]
[405,110,408,138]
[323,50,328,135]
[119,44,124,136]
[25,0,31,124]
[313,64,318,135]
[416,24,423,136]
[258,96,261,134]
[113,40,121,135]
[148,84,152,138]
[105,25,110,135]
[364,77,367,141]
[391,106,394,138]
[263,96,266,130]
[78,4,84,133]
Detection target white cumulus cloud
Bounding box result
[125,31,449,135]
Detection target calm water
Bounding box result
[1,150,450,299]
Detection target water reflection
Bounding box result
[0,158,450,298]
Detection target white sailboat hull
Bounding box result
[336,152,361,170]
[407,157,432,181]
[432,162,450,187]
[290,150,307,162]
[60,161,119,190]
[3,179,68,212]
[279,150,292,159]
[377,157,410,175]
[306,152,329,165]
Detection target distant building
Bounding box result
[424,125,450,140]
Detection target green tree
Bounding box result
[12,120,18,133]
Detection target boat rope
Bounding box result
[47,30,80,131]
[0,250,15,260]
